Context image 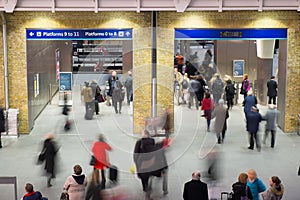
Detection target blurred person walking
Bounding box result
[133,130,169,198]
[174,67,183,105]
[225,79,235,110]
[182,73,190,104]
[261,176,284,200]
[240,74,250,99]
[64,165,88,200]
[124,70,133,105]
[106,71,118,106]
[247,169,266,200]
[211,74,224,105]
[267,76,278,105]
[189,77,201,110]
[90,80,101,115]
[214,99,229,144]
[21,183,47,200]
[85,169,102,200]
[243,90,258,129]
[262,104,279,148]
[246,106,262,151]
[81,81,94,120]
[232,173,253,200]
[201,92,215,132]
[183,171,209,200]
[0,106,5,148]
[41,133,59,187]
[91,134,112,189]
[112,79,124,114]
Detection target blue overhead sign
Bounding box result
[26,29,133,40]
[175,28,287,40]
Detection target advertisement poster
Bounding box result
[56,48,60,82]
[34,73,39,97]
[59,72,72,91]
[233,60,244,77]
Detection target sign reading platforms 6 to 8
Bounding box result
[26,29,133,40]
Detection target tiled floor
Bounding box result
[1,85,300,200]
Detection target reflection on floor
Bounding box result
[0,87,299,199]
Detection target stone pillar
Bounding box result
[256,58,273,105]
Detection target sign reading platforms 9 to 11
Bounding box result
[26,29,133,40]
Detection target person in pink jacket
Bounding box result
[63,165,88,200]
[92,134,112,189]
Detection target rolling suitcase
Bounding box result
[85,104,94,120]
[109,165,118,183]
[221,192,233,200]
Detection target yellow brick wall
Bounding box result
[157,11,300,132]
[2,11,152,133]
[1,11,300,133]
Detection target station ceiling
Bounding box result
[0,0,299,13]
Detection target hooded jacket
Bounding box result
[261,184,284,200]
[64,174,87,200]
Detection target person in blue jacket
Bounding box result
[247,169,266,200]
[22,183,47,200]
[246,106,262,151]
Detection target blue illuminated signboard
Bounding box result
[26,29,133,40]
[175,28,287,40]
[59,72,72,91]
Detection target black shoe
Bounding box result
[47,183,52,187]
[248,146,254,150]
[115,111,118,114]
[119,111,122,114]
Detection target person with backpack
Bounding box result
[112,79,124,114]
[211,74,224,105]
[225,79,236,110]
[232,173,253,200]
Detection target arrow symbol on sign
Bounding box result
[125,32,130,36]
[29,32,34,36]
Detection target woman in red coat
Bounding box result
[91,134,112,189]
[201,92,215,132]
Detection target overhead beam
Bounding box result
[174,0,191,12]
[95,0,98,13]
[51,0,55,13]
[4,0,17,13]
[137,0,140,13]
[258,0,263,11]
[218,0,223,12]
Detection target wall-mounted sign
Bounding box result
[34,73,39,97]
[233,60,245,77]
[59,72,72,91]
[174,28,288,40]
[26,29,133,40]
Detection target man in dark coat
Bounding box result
[246,106,262,151]
[133,130,168,198]
[243,91,257,130]
[42,133,59,187]
[0,106,5,148]
[183,171,209,200]
[267,76,278,105]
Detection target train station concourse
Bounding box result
[0,0,300,200]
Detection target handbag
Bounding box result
[97,94,106,103]
[89,155,97,166]
[60,191,69,200]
